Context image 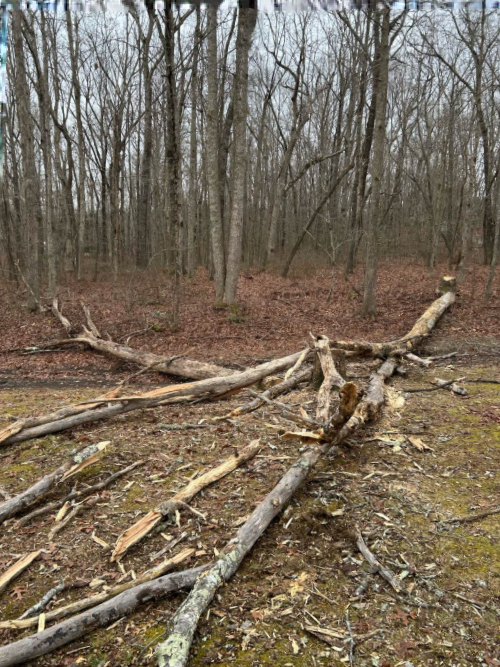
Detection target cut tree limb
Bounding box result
[1,350,311,447]
[0,548,195,632]
[0,442,108,525]
[328,282,456,358]
[110,441,261,562]
[0,563,208,667]
[432,378,467,396]
[16,460,144,528]
[355,529,404,594]
[219,366,312,420]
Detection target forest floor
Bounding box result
[0,263,499,667]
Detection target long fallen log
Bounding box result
[328,282,456,358]
[0,349,311,447]
[0,564,208,667]
[155,359,395,667]
[110,440,261,562]
[51,300,232,381]
[0,548,195,632]
[0,442,109,525]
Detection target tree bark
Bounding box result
[223,7,257,305]
[206,2,226,301]
[0,565,208,667]
[362,7,390,317]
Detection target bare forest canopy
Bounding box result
[1,4,500,314]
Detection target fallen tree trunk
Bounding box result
[155,359,395,667]
[0,564,208,667]
[0,442,108,525]
[327,283,456,358]
[1,350,311,447]
[110,440,261,562]
[51,300,232,381]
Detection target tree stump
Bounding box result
[437,275,456,296]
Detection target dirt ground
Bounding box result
[0,265,499,667]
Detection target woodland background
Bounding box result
[1,3,500,321]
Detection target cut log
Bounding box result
[155,360,396,667]
[110,441,261,562]
[0,442,108,525]
[16,461,145,528]
[405,352,433,368]
[437,275,457,295]
[0,551,42,596]
[432,378,468,396]
[0,563,208,667]
[1,350,310,447]
[0,548,195,632]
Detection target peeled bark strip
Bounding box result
[16,461,145,528]
[155,360,397,667]
[0,442,108,525]
[0,551,42,596]
[2,351,308,447]
[0,548,195,632]
[0,564,207,667]
[111,441,260,562]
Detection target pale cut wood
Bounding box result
[0,442,108,525]
[110,440,261,562]
[0,564,208,667]
[0,551,42,596]
[405,352,433,368]
[1,350,310,447]
[0,548,195,632]
[314,335,345,423]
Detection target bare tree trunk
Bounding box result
[223,7,257,305]
[12,9,40,311]
[206,2,226,301]
[187,5,201,277]
[362,8,390,317]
